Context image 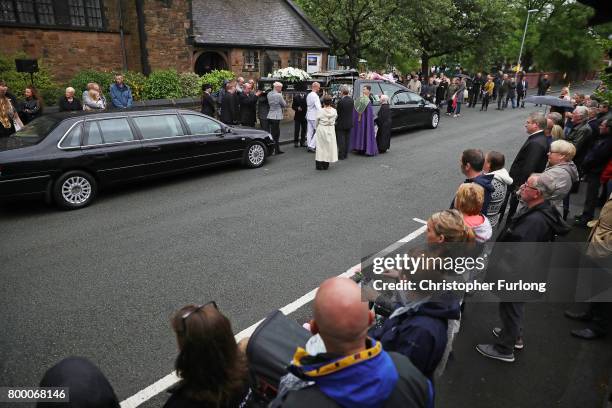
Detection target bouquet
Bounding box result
[271,67,311,83]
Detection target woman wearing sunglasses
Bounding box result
[164,302,251,408]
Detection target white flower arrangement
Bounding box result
[271,67,311,82]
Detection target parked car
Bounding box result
[352,79,440,130]
[0,109,275,210]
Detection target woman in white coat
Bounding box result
[315,95,338,170]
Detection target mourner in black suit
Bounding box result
[201,84,216,117]
[468,73,483,108]
[335,86,354,160]
[516,76,528,108]
[220,86,239,125]
[292,84,308,147]
[500,112,549,227]
[238,83,258,127]
[375,96,392,153]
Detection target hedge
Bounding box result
[0,51,238,106]
[0,52,61,106]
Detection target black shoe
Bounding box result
[307,148,316,153]
[276,150,285,155]
[564,310,593,321]
[294,143,299,148]
[300,143,307,147]
[573,218,590,228]
[571,328,603,340]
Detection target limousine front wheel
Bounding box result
[53,170,97,210]
[244,142,266,168]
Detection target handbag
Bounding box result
[463,89,469,99]
[13,115,24,132]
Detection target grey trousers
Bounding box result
[496,302,524,354]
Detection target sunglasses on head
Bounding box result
[180,301,218,333]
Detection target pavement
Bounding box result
[1,81,610,408]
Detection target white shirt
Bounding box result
[306,91,321,120]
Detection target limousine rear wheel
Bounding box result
[53,170,97,210]
[244,141,266,168]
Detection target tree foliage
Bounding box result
[398,0,512,75]
[294,0,407,68]
[295,0,610,77]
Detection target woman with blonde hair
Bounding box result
[83,83,106,111]
[551,124,564,140]
[453,183,492,243]
[427,208,476,244]
[0,80,18,136]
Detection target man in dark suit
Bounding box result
[500,112,550,226]
[220,85,239,125]
[238,83,258,127]
[292,83,308,147]
[516,75,528,108]
[468,72,483,108]
[497,74,509,110]
[335,86,354,160]
[200,83,216,117]
[536,74,550,106]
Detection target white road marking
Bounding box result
[120,222,427,408]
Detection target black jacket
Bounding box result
[566,121,594,169]
[292,92,307,121]
[37,357,120,408]
[335,96,354,130]
[499,201,571,242]
[509,130,549,190]
[257,92,269,120]
[471,76,484,93]
[220,92,239,125]
[201,92,216,117]
[375,103,392,151]
[582,134,612,175]
[490,201,570,295]
[163,381,250,408]
[58,96,82,112]
[517,79,528,95]
[273,352,431,408]
[238,91,258,126]
[537,78,550,94]
[18,97,42,124]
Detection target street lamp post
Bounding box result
[515,9,538,80]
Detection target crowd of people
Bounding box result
[0,74,134,137]
[31,100,611,407]
[2,69,610,406]
[203,77,391,168]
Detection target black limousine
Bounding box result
[0,109,275,210]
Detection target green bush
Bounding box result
[0,52,60,106]
[68,70,114,98]
[200,70,235,92]
[122,71,146,101]
[178,72,201,98]
[594,70,612,105]
[142,69,182,100]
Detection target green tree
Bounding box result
[533,2,606,79]
[294,0,406,68]
[398,0,512,76]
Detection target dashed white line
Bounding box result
[120,220,427,408]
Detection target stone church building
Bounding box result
[0,0,330,83]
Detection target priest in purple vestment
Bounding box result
[350,85,378,156]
